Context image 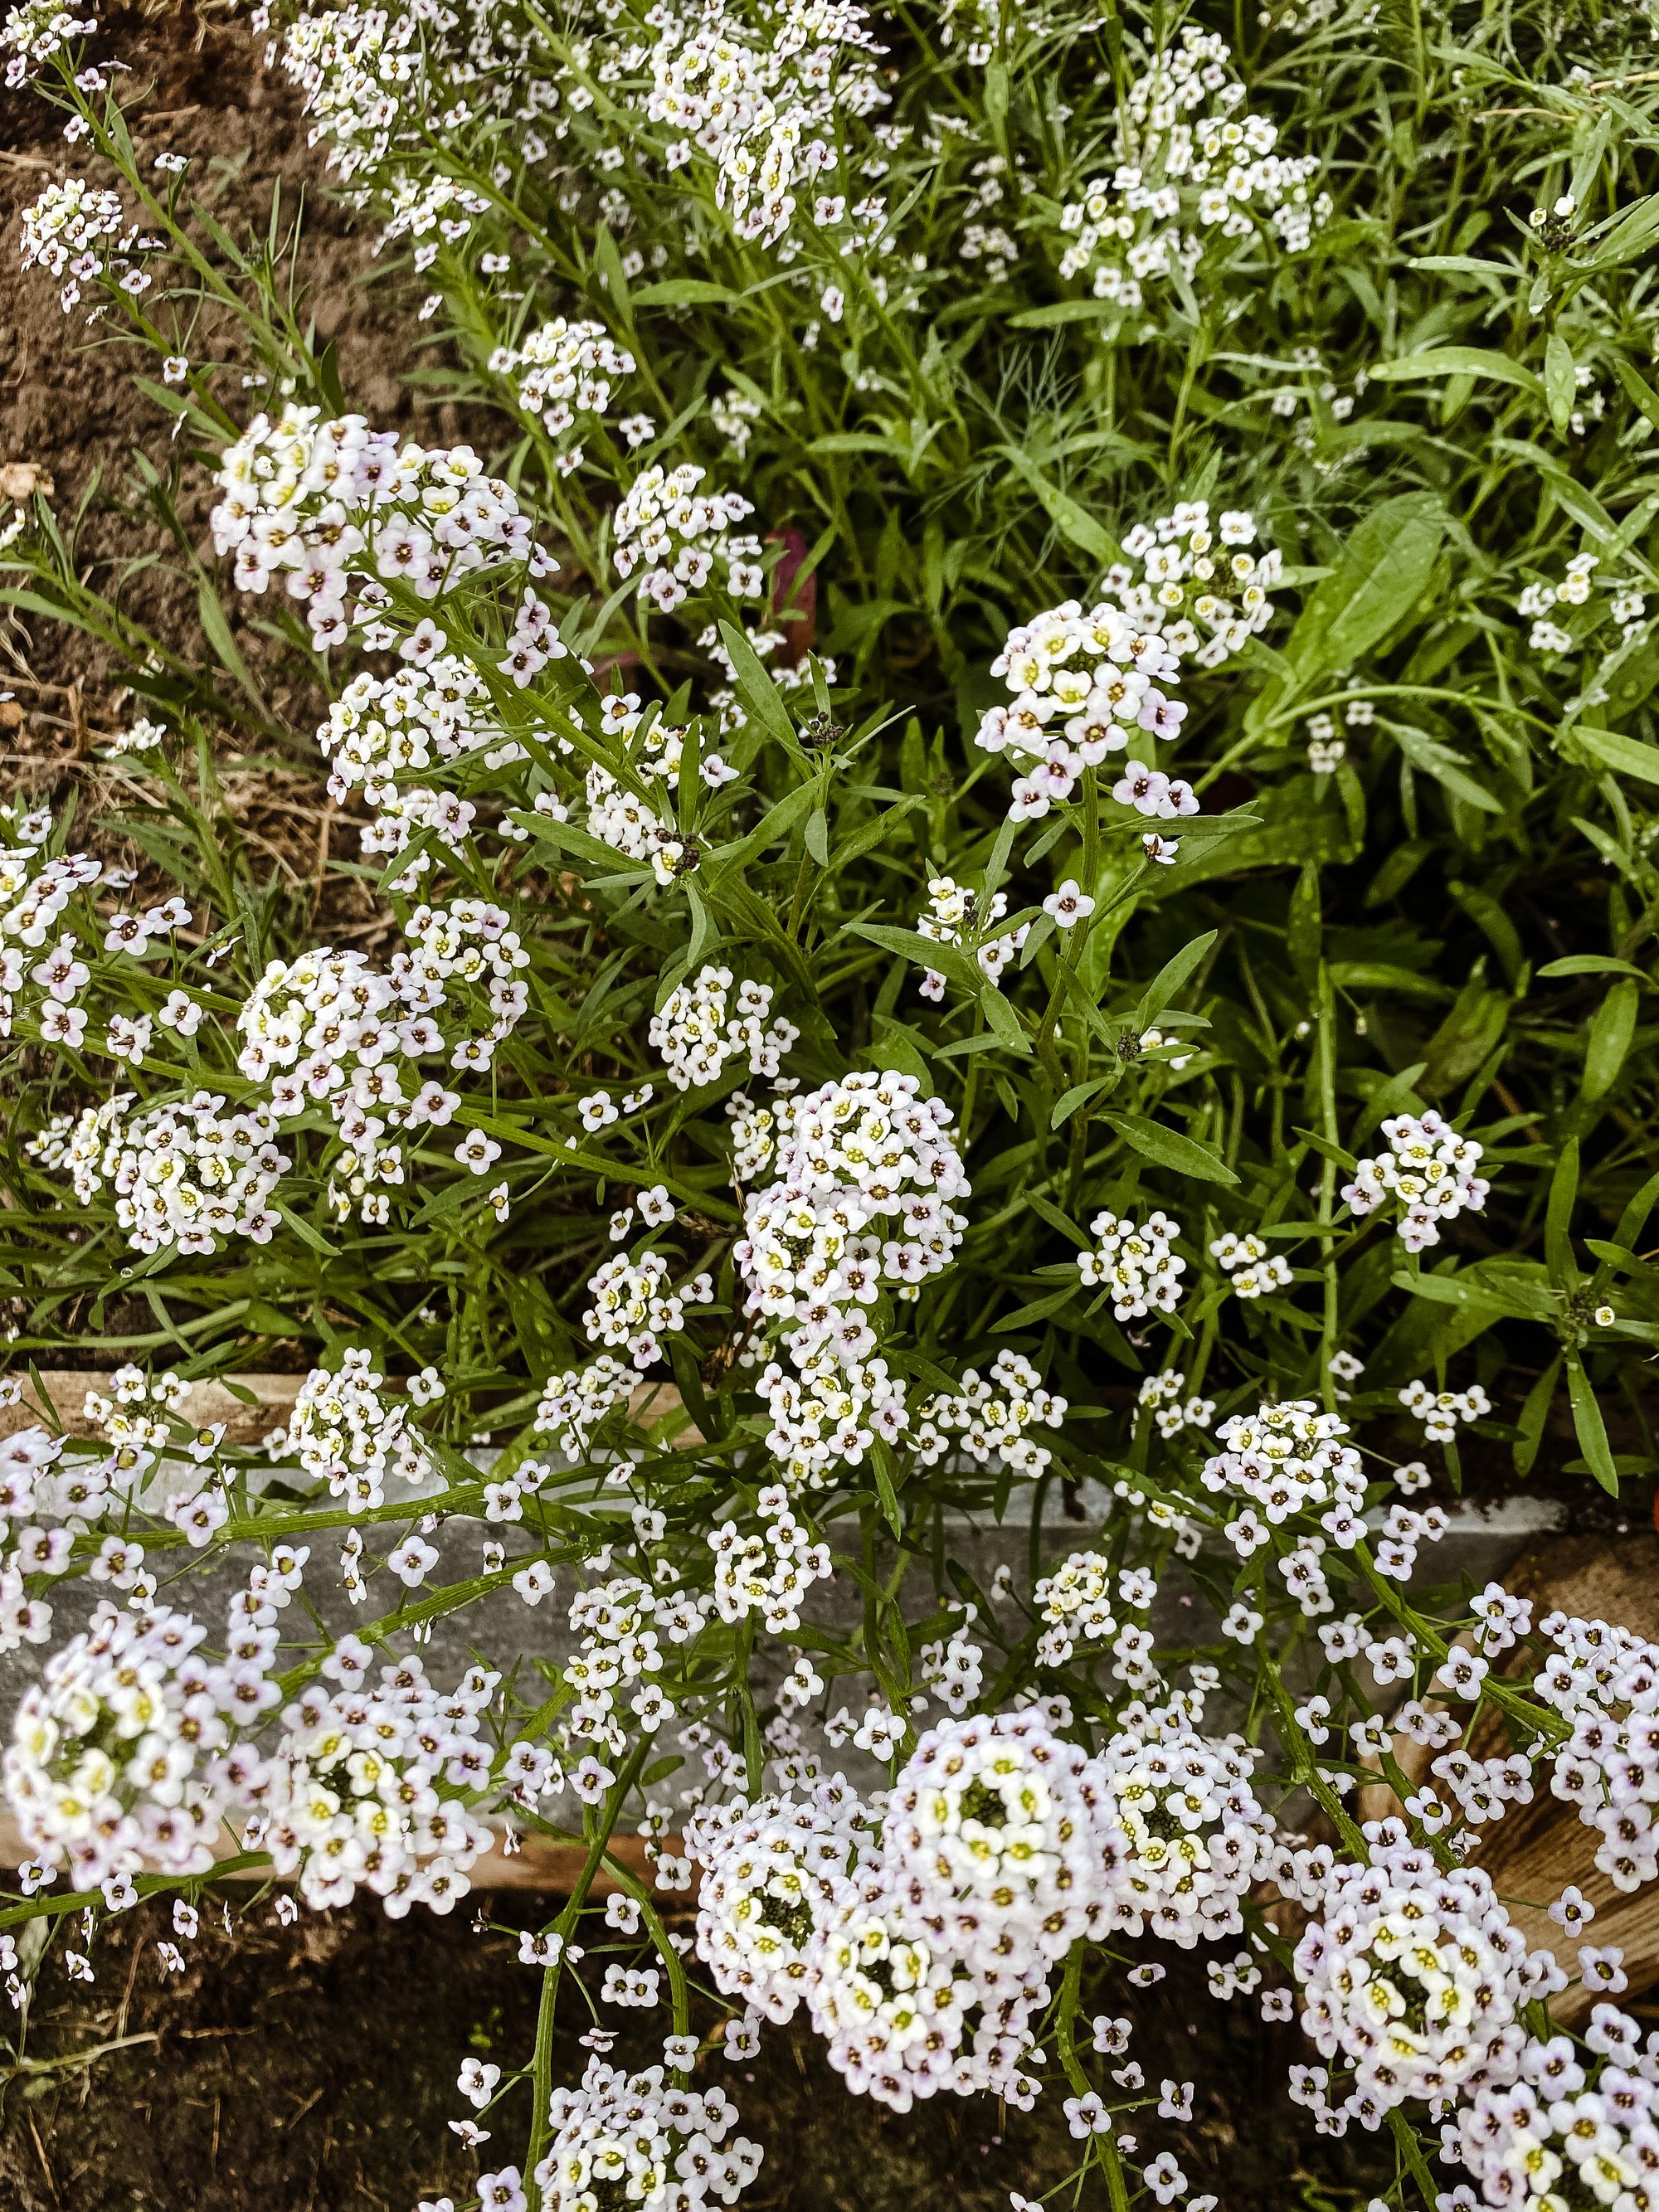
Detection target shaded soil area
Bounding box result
[0,1889,1392,2212]
[0,0,484,925]
[0,0,433,714]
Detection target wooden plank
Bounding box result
[0,1811,679,1896]
[0,1369,692,1446]
[1355,1531,1659,2026]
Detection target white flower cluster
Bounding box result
[21,176,153,314]
[582,1249,714,1369]
[1200,1399,1365,1553]
[649,965,798,1091]
[1053,27,1330,318]
[318,656,504,812]
[1399,1378,1491,1446]
[688,1778,873,2021]
[644,0,890,256]
[489,315,637,460]
[2,0,95,84]
[237,945,405,1106]
[1136,1369,1215,1437]
[1209,1230,1292,1300]
[1342,1110,1491,1252]
[32,1090,289,1256]
[262,1648,499,1914]
[916,875,1026,999]
[533,1356,639,1462]
[565,1573,709,1755]
[211,406,538,649]
[276,0,537,254]
[1093,1700,1273,1947]
[583,741,689,885]
[915,1353,1068,1482]
[725,1090,781,1184]
[1517,551,1647,654]
[275,1348,436,1510]
[4,1600,253,1887]
[1033,1551,1117,1665]
[975,597,1190,829]
[1105,503,1281,668]
[1293,1846,1554,2117]
[397,897,530,1030]
[1444,2025,1659,2212]
[234,914,526,1224]
[737,1072,970,1486]
[0,805,105,1044]
[611,462,763,612]
[0,1424,66,1655]
[805,1711,1121,2112]
[1534,1611,1659,1894]
[710,1496,832,1633]
[534,2056,763,2212]
[1078,1208,1186,1320]
[919,1619,985,1715]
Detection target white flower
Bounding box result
[1293,1850,1553,2112]
[1043,878,1096,928]
[649,965,797,1091]
[1343,1110,1490,1250]
[3,1600,257,1885]
[1079,1209,1186,1320]
[533,2055,763,2212]
[689,1779,873,2023]
[1095,1699,1274,1948]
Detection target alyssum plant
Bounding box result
[6,0,1659,2205]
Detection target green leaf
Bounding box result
[1582,978,1639,1102]
[1287,865,1321,991]
[1104,1110,1238,1186]
[1287,493,1447,680]
[1391,723,1503,814]
[707,782,817,877]
[995,448,1118,565]
[844,921,980,995]
[1566,1354,1618,1495]
[1611,353,1659,434]
[715,620,795,751]
[1052,1077,1109,1130]
[979,983,1032,1057]
[1514,1355,1562,1478]
[1544,333,1576,435]
[1131,928,1217,1032]
[1583,192,1659,271]
[1609,1170,1659,1272]
[195,577,261,708]
[804,433,898,457]
[872,1452,902,1537]
[1025,1193,1090,1247]
[630,279,737,307]
[1008,299,1125,330]
[591,226,634,328]
[1539,955,1649,980]
[275,1203,341,1257]
[1545,1138,1579,1282]
[1575,724,1659,786]
[804,808,830,866]
[993,1283,1080,1331]
[1365,348,1543,398]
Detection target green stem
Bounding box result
[525,1737,651,2181]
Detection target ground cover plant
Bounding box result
[7,0,1659,2204]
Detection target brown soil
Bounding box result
[0,0,483,922]
[3,4,395,707]
[0,1889,1388,2212]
